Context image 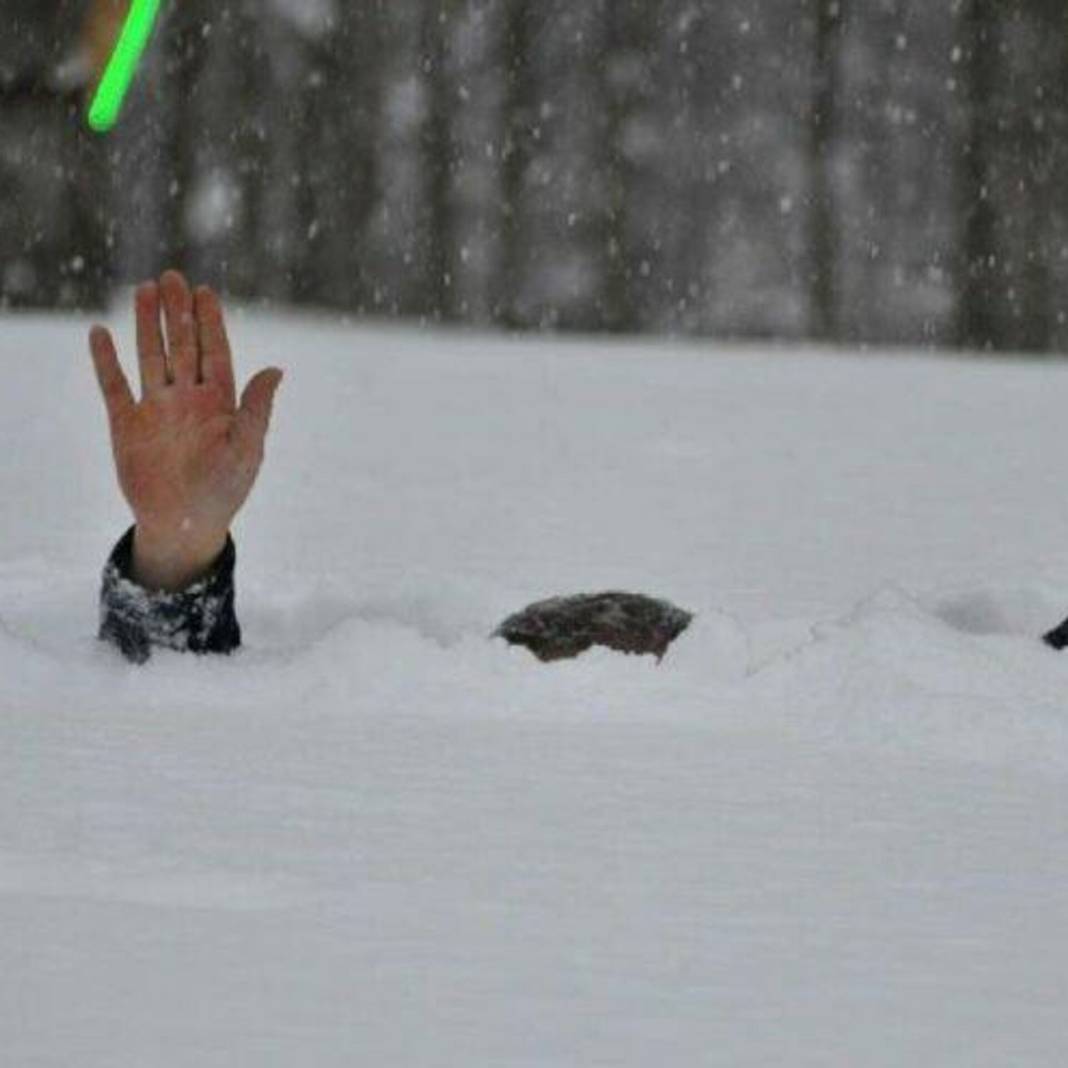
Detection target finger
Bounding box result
[134,282,168,395]
[194,285,236,408]
[89,325,134,423]
[160,270,199,386]
[234,368,284,458]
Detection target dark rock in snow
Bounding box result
[494,592,693,663]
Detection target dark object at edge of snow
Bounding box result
[1044,616,1068,651]
[494,592,694,663]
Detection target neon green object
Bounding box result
[87,0,163,133]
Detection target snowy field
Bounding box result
[4,306,1068,1065]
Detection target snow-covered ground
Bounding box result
[4,307,1068,1065]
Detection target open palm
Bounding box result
[90,271,283,591]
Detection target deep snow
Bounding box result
[3,307,1068,1065]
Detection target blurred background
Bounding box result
[2,0,1067,353]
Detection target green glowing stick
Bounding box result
[87,0,163,133]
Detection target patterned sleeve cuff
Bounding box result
[99,527,242,664]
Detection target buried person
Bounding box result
[92,274,1068,664]
[86,272,707,665]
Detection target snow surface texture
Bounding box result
[4,309,1068,1065]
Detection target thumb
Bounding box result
[238,367,284,431]
[234,368,284,454]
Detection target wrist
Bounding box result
[131,521,229,593]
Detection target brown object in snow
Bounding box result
[494,592,694,663]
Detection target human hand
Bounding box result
[90,270,283,592]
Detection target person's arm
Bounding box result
[98,525,240,664]
[90,270,283,663]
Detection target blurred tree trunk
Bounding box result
[331,1,383,313]
[291,5,383,313]
[160,0,211,275]
[232,0,271,298]
[1055,1,1068,352]
[670,3,723,336]
[956,0,1000,351]
[1014,0,1065,353]
[1017,95,1053,353]
[596,0,655,333]
[69,99,112,308]
[807,0,843,341]
[73,0,125,305]
[496,0,536,328]
[292,37,329,305]
[419,1,459,322]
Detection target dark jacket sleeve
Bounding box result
[99,527,241,664]
[1044,618,1068,651]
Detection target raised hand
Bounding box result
[90,270,283,592]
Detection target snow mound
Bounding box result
[3,565,1066,768]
